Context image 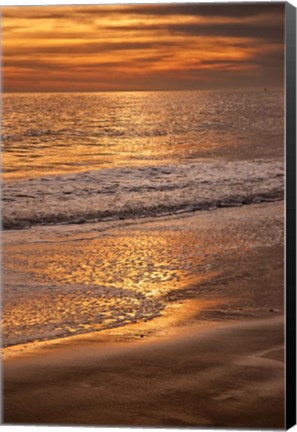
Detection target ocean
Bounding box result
[2,89,284,347]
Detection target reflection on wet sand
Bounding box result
[3,226,220,346]
[3,202,283,349]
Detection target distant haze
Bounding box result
[2,3,285,92]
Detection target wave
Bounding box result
[3,160,284,230]
[1,127,169,144]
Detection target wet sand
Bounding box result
[3,316,284,428]
[3,202,285,428]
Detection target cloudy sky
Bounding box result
[2,3,285,92]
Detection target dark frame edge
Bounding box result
[286,1,297,430]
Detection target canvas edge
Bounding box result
[285,1,296,430]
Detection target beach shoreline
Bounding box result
[3,202,285,428]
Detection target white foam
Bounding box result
[3,159,284,230]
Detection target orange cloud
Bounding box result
[2,3,285,92]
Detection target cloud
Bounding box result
[114,3,284,18]
[102,21,284,42]
[166,22,284,41]
[3,40,176,57]
[2,3,284,20]
[2,3,285,92]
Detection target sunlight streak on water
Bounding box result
[2,90,283,179]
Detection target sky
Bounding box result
[2,3,285,92]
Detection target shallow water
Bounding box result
[3,203,284,347]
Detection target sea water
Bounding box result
[2,89,284,346]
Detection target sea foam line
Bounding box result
[3,159,284,230]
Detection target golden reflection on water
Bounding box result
[6,230,219,293]
[3,91,284,180]
[3,201,284,348]
[3,92,188,180]
[3,226,221,346]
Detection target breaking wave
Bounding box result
[3,159,284,230]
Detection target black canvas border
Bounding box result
[286,1,296,429]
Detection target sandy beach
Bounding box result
[3,316,284,428]
[3,202,285,428]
